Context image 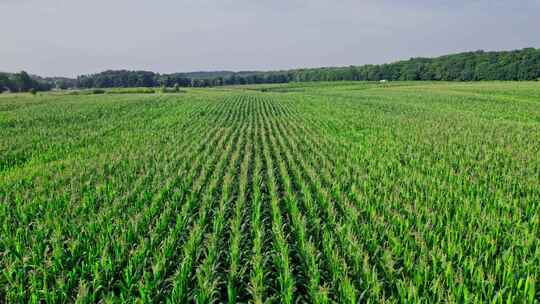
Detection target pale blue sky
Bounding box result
[1,0,539,77]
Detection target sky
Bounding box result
[1,0,539,77]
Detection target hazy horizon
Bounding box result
[2,0,539,78]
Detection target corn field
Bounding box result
[1,82,539,303]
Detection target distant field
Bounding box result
[1,82,539,303]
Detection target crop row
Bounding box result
[1,84,539,303]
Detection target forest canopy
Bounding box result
[1,48,539,92]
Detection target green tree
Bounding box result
[10,71,35,92]
[0,73,10,93]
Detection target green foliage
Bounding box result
[0,73,10,93]
[3,48,539,92]
[286,48,540,82]
[106,87,156,94]
[1,82,539,303]
[70,48,540,90]
[14,71,34,92]
[158,86,183,94]
[0,71,52,92]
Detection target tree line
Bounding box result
[1,48,539,93]
[0,71,53,93]
[74,70,290,89]
[290,48,540,82]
